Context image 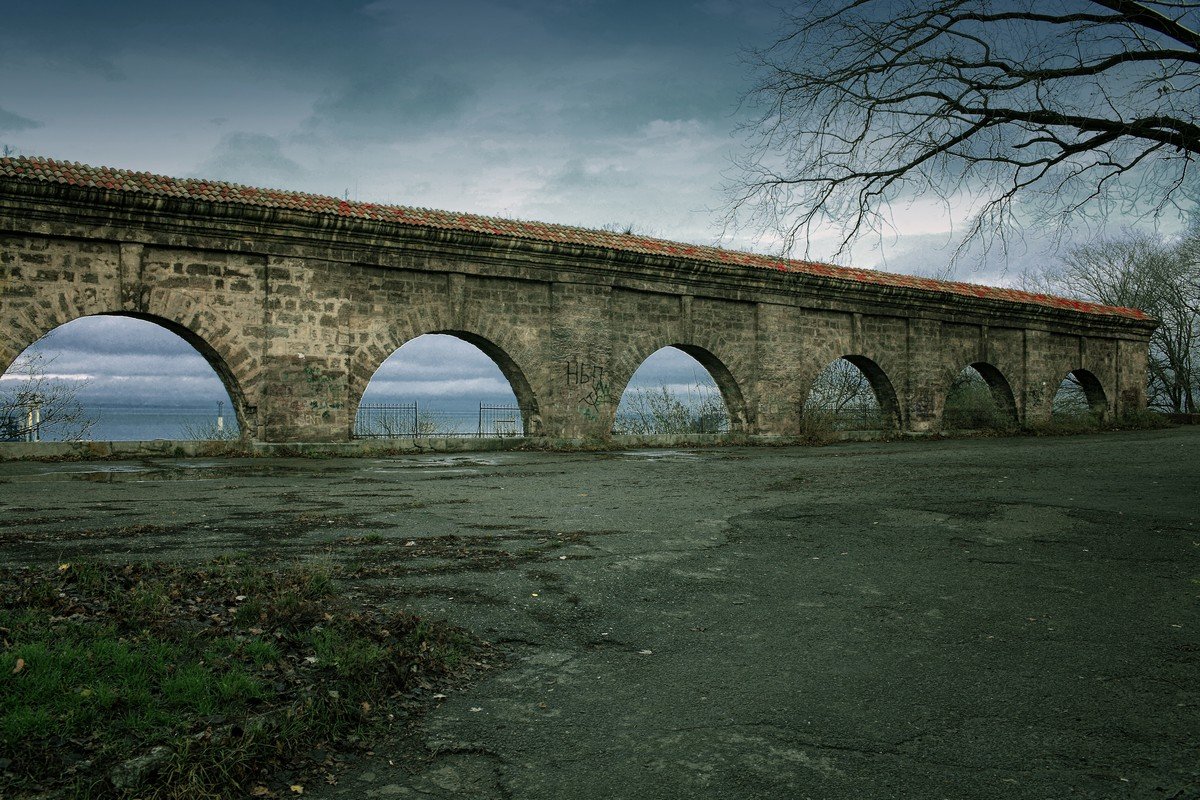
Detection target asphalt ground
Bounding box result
[1,428,1197,799]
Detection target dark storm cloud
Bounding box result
[626,347,720,390]
[7,318,235,407]
[367,335,508,382]
[297,0,761,145]
[0,0,795,405]
[0,1,362,65]
[359,335,518,401]
[305,73,477,141]
[21,320,226,391]
[198,133,305,186]
[0,108,42,135]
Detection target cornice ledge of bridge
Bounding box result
[0,172,1158,338]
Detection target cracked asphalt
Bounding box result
[1,428,1197,799]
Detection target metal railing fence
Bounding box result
[354,402,524,439]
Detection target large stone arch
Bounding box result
[349,327,543,437]
[1026,361,1116,425]
[1,289,258,436]
[608,341,750,434]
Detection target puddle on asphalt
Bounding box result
[390,455,508,467]
[618,450,705,462]
[32,461,311,483]
[365,455,512,474]
[50,464,150,475]
[14,456,511,484]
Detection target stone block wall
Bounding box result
[0,182,1157,443]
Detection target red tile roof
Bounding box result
[0,156,1150,321]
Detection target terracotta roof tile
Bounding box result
[0,156,1150,321]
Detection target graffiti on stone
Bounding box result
[566,359,612,421]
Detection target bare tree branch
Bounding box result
[0,353,96,441]
[1029,227,1200,411]
[726,0,1200,258]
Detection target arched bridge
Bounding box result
[0,157,1155,443]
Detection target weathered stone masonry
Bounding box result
[0,157,1157,443]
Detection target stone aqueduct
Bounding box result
[0,157,1156,443]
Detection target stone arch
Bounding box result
[610,342,749,434]
[829,354,902,429]
[143,287,263,398]
[966,361,1020,425]
[351,329,543,436]
[1059,367,1108,418]
[940,361,1020,431]
[2,298,257,437]
[2,286,108,373]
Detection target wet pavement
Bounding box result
[1,429,1197,799]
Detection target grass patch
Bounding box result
[1028,409,1173,436]
[0,560,486,799]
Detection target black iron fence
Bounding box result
[354,402,525,439]
[478,404,523,437]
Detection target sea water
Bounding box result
[54,405,238,442]
[22,398,518,442]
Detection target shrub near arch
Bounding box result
[803,355,902,432]
[941,362,1019,431]
[611,344,748,435]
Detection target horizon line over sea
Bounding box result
[14,386,725,442]
[23,396,526,442]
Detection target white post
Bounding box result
[29,399,41,442]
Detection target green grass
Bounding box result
[0,560,485,799]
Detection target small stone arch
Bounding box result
[966,361,1020,425]
[351,329,543,436]
[836,354,902,429]
[941,361,1020,431]
[1059,367,1109,419]
[611,342,749,434]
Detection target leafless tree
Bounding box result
[613,382,729,435]
[1030,225,1200,411]
[0,352,95,441]
[802,358,886,429]
[728,1,1200,257]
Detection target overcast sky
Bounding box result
[0,0,1163,414]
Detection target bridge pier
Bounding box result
[255,354,351,443]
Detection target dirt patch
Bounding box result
[0,430,1197,799]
